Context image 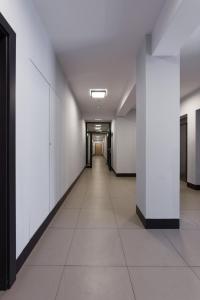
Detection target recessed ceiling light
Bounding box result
[90,89,107,99]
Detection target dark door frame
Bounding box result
[0,13,16,290]
[107,132,112,171]
[86,132,93,168]
[180,114,188,182]
[85,122,111,169]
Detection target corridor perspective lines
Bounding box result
[1,157,200,300]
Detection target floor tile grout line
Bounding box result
[53,171,87,300]
[26,263,198,267]
[161,229,200,281]
[109,186,138,300]
[54,265,65,300]
[53,190,85,299]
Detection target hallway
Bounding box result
[1,157,200,299]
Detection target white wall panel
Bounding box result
[0,0,85,257]
[50,89,62,210]
[27,63,50,237]
[111,111,136,174]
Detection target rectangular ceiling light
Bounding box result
[90,89,107,99]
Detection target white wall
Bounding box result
[181,90,200,185]
[0,0,85,257]
[111,110,136,174]
[111,120,117,171]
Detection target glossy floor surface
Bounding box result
[1,157,200,299]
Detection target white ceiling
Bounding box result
[33,0,200,116]
[33,0,166,119]
[181,26,200,98]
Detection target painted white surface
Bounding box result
[117,85,136,116]
[112,110,136,174]
[197,110,200,184]
[0,0,85,257]
[181,91,200,185]
[111,120,117,172]
[152,0,200,56]
[136,36,180,219]
[181,27,200,98]
[33,0,165,119]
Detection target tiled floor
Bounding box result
[1,157,200,299]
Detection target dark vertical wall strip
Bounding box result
[0,13,16,290]
[180,115,188,182]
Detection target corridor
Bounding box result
[1,157,200,300]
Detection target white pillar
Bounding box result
[136,35,180,228]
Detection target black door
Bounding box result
[180,116,187,182]
[86,133,92,168]
[0,13,16,290]
[107,133,112,170]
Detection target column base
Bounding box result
[187,182,200,190]
[136,206,180,229]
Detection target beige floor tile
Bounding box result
[63,195,85,209]
[0,266,62,300]
[50,209,80,228]
[164,229,200,266]
[181,210,200,229]
[82,196,113,209]
[181,192,200,210]
[6,157,200,298]
[112,197,136,211]
[120,229,186,266]
[27,228,73,266]
[115,211,143,229]
[191,267,200,279]
[56,266,135,300]
[77,209,117,228]
[67,229,126,266]
[129,267,200,300]
[86,190,110,199]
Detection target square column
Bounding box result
[136,36,180,229]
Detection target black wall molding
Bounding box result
[187,182,200,190]
[136,206,180,229]
[16,167,86,273]
[111,167,136,177]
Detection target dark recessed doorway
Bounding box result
[85,122,112,170]
[180,115,188,182]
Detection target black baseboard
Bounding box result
[16,167,85,273]
[116,173,136,177]
[136,206,180,229]
[111,167,136,177]
[187,182,200,190]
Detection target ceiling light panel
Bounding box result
[90,89,107,99]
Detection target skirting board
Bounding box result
[16,166,86,273]
[187,182,200,190]
[136,206,180,229]
[111,167,136,177]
